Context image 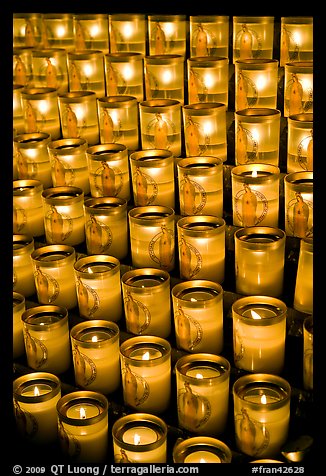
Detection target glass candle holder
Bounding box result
[284,171,313,238]
[13,13,42,48]
[129,149,175,209]
[86,143,130,201]
[177,215,225,284]
[287,113,313,172]
[112,413,167,463]
[74,254,123,322]
[13,234,36,298]
[280,17,313,67]
[31,48,69,94]
[183,102,227,162]
[234,226,286,297]
[13,85,25,134]
[232,295,287,374]
[67,50,106,98]
[139,99,182,157]
[13,179,45,238]
[177,156,223,217]
[58,91,99,145]
[173,436,232,463]
[31,244,78,309]
[13,372,61,445]
[231,163,280,227]
[22,305,71,374]
[121,268,171,338]
[97,95,140,152]
[13,47,34,87]
[189,16,229,58]
[172,280,224,355]
[70,320,120,394]
[187,57,229,108]
[42,186,85,246]
[284,61,313,118]
[20,87,61,139]
[235,59,279,111]
[105,52,144,101]
[233,373,291,458]
[13,292,26,359]
[144,55,184,105]
[128,206,175,272]
[57,391,109,463]
[303,315,313,391]
[109,13,147,55]
[148,15,187,57]
[73,14,109,53]
[41,13,75,51]
[120,336,171,414]
[232,16,275,63]
[235,109,281,167]
[293,238,313,314]
[84,196,128,260]
[176,353,230,436]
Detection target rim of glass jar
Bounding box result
[232,295,287,326]
[173,436,232,463]
[288,113,313,125]
[42,186,84,205]
[42,13,73,20]
[14,132,52,148]
[231,163,280,183]
[32,48,67,57]
[57,391,108,426]
[13,179,43,196]
[235,59,279,69]
[86,143,127,161]
[47,138,88,155]
[97,95,138,108]
[187,56,229,66]
[70,319,120,348]
[31,244,75,266]
[303,315,313,335]
[175,353,230,384]
[73,13,109,20]
[190,15,229,22]
[177,156,223,176]
[129,149,174,168]
[22,305,68,331]
[139,99,181,113]
[13,46,35,55]
[284,171,313,191]
[13,291,25,311]
[177,215,225,237]
[13,234,34,255]
[145,54,184,65]
[300,237,313,252]
[120,335,171,367]
[233,16,274,23]
[68,50,104,59]
[235,108,281,121]
[148,14,186,21]
[13,372,61,403]
[183,102,226,114]
[84,196,127,215]
[59,91,97,102]
[105,52,144,62]
[20,87,58,99]
[234,226,286,250]
[74,254,120,278]
[121,267,170,294]
[281,17,313,24]
[172,279,223,307]
[129,206,175,225]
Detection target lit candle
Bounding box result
[22,305,71,374]
[172,280,224,354]
[13,234,36,298]
[293,238,313,314]
[108,13,147,55]
[105,52,144,101]
[173,436,232,463]
[120,336,171,414]
[41,14,75,51]
[287,113,313,173]
[232,296,287,374]
[280,17,313,67]
[67,50,106,98]
[233,17,275,63]
[121,268,171,338]
[284,61,313,118]
[233,373,291,458]
[176,354,231,436]
[13,179,45,237]
[112,413,167,463]
[31,48,69,94]
[73,255,123,322]
[189,16,230,58]
[303,315,313,391]
[13,372,61,445]
[73,14,110,53]
[13,292,26,359]
[144,54,184,105]
[13,84,25,133]
[284,171,313,238]
[57,391,109,463]
[70,320,120,394]
[147,15,187,57]
[13,48,33,87]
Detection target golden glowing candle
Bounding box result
[13,292,26,359]
[109,13,147,55]
[67,50,106,98]
[173,436,232,463]
[284,61,313,118]
[13,85,25,134]
[31,48,69,94]
[41,13,75,51]
[233,17,275,64]
[148,15,187,57]
[105,52,144,101]
[73,14,109,53]
[13,13,42,48]
[13,234,36,298]
[284,171,313,238]
[144,54,184,105]
[287,113,313,172]
[13,179,45,238]
[189,16,230,58]
[293,238,313,314]
[280,17,313,67]
[13,47,33,87]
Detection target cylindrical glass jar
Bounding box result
[233,16,275,63]
[177,215,225,283]
[303,315,313,391]
[284,171,313,238]
[105,52,144,101]
[109,13,147,55]
[58,91,99,145]
[73,254,123,322]
[233,373,291,458]
[173,436,232,463]
[13,292,26,359]
[73,14,109,53]
[22,305,71,374]
[121,268,171,338]
[147,15,187,57]
[139,99,182,157]
[13,13,42,48]
[31,244,77,309]
[280,17,313,67]
[293,238,313,314]
[120,336,171,414]
[232,295,287,374]
[13,47,34,87]
[13,132,53,188]
[144,55,184,105]
[42,186,85,246]
[234,226,286,297]
[84,196,128,260]
[47,137,90,194]
[97,95,140,152]
[13,179,45,237]
[235,59,279,111]
[231,163,280,227]
[31,48,69,94]
[67,50,106,98]
[287,113,313,172]
[187,56,229,107]
[172,280,224,354]
[128,206,175,272]
[284,61,313,118]
[13,84,25,134]
[70,320,120,394]
[13,234,36,298]
[41,13,75,51]
[20,87,61,139]
[235,109,281,167]
[182,103,227,161]
[175,353,231,436]
[129,149,175,209]
[86,143,130,201]
[189,16,229,58]
[177,156,223,217]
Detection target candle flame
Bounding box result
[134,433,141,445]
[196,373,203,379]
[190,297,197,302]
[251,310,261,319]
[142,351,150,360]
[91,335,98,342]
[261,394,267,404]
[34,386,40,396]
[80,407,87,419]
[199,458,206,463]
[251,170,258,178]
[88,267,94,274]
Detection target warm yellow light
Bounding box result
[142,351,150,360]
[34,386,40,396]
[250,309,261,319]
[80,407,87,419]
